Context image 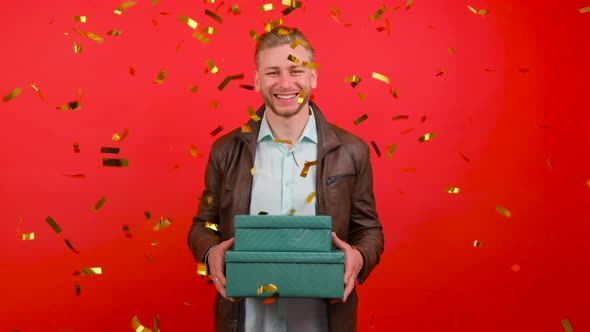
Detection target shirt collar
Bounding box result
[257,106,318,144]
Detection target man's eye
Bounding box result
[292,70,303,74]
[267,72,278,76]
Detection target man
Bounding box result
[188,26,384,331]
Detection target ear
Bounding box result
[310,69,318,89]
[254,70,261,92]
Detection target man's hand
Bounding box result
[331,232,363,303]
[207,237,238,302]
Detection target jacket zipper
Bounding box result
[326,172,356,185]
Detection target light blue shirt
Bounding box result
[246,108,328,332]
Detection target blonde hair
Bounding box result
[255,26,315,68]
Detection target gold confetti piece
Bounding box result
[302,61,320,69]
[448,47,455,53]
[586,179,590,187]
[371,72,390,84]
[107,29,122,36]
[201,195,214,205]
[113,128,129,142]
[406,0,412,10]
[129,66,136,76]
[65,239,80,254]
[81,267,102,275]
[274,139,293,145]
[18,232,35,241]
[400,167,416,172]
[287,54,299,64]
[56,99,81,110]
[153,217,172,231]
[459,151,470,162]
[100,147,120,154]
[386,144,397,159]
[418,132,435,142]
[436,70,445,77]
[248,30,260,42]
[257,283,278,294]
[247,106,261,121]
[218,74,245,91]
[369,5,386,20]
[29,83,44,101]
[391,87,399,98]
[250,167,256,175]
[400,128,414,135]
[123,224,132,238]
[562,319,574,332]
[259,3,274,11]
[206,60,219,74]
[197,263,208,276]
[241,125,252,133]
[203,26,216,35]
[131,316,153,332]
[144,211,151,221]
[239,84,254,90]
[300,160,318,177]
[511,264,520,272]
[93,196,106,212]
[282,0,303,8]
[370,141,381,157]
[289,37,311,51]
[353,114,368,125]
[154,314,159,332]
[264,19,283,32]
[305,192,316,204]
[205,0,215,3]
[152,0,160,5]
[580,7,590,13]
[64,173,86,179]
[189,85,198,93]
[75,282,81,296]
[495,205,511,218]
[3,87,21,102]
[45,216,62,234]
[445,186,460,194]
[153,70,167,83]
[392,115,409,121]
[210,125,223,137]
[189,144,204,157]
[205,9,223,23]
[84,31,104,43]
[344,75,361,87]
[114,1,136,15]
[151,241,159,246]
[74,16,87,23]
[358,93,366,100]
[467,5,487,15]
[205,221,219,232]
[103,158,129,167]
[179,14,198,29]
[297,88,308,104]
[192,31,210,44]
[473,240,480,247]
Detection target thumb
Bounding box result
[219,237,235,250]
[331,232,347,250]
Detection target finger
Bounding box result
[219,237,235,250]
[331,232,347,250]
[342,274,355,302]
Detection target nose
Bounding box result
[277,72,292,88]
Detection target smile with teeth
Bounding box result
[274,93,298,100]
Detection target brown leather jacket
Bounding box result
[188,101,384,331]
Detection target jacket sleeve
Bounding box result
[348,143,384,284]
[187,144,223,264]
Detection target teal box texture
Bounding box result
[225,250,344,298]
[233,215,332,252]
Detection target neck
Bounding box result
[265,104,310,149]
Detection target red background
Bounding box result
[1,0,589,331]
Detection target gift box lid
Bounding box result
[234,215,332,229]
[225,250,344,263]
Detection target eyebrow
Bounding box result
[263,65,305,71]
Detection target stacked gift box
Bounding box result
[225,215,344,298]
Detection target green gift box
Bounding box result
[233,215,332,252]
[225,250,344,298]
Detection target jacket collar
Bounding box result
[239,101,341,158]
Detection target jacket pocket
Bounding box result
[326,172,356,185]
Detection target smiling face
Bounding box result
[255,43,317,119]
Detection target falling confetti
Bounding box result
[18,232,35,241]
[103,158,129,167]
[300,160,318,177]
[467,5,488,15]
[369,5,386,20]
[206,59,219,74]
[144,211,151,221]
[371,72,390,84]
[210,125,223,136]
[392,115,409,121]
[473,240,480,247]
[218,74,245,91]
[3,87,22,102]
[100,147,120,154]
[353,114,368,125]
[580,7,590,13]
[45,216,62,235]
[247,106,261,121]
[370,141,381,157]
[562,319,574,332]
[113,128,129,142]
[495,205,511,218]
[153,217,172,231]
[81,267,102,275]
[386,144,397,159]
[123,224,132,238]
[179,14,198,29]
[259,3,274,11]
[445,186,460,194]
[193,31,210,44]
[153,70,167,83]
[418,132,435,142]
[65,239,81,254]
[107,29,122,36]
[205,9,223,23]
[459,151,471,162]
[305,192,316,204]
[197,263,208,276]
[114,1,136,15]
[29,83,44,100]
[205,221,219,232]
